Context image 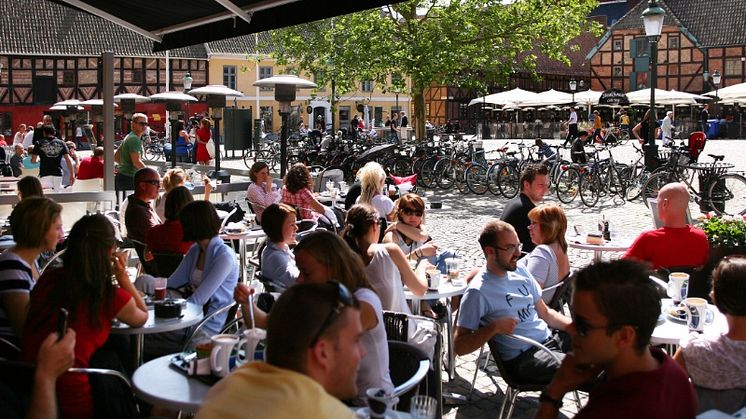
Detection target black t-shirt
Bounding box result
[500,193,536,252]
[571,138,587,163]
[32,137,69,177]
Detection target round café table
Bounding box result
[651,298,728,352]
[404,280,468,382]
[566,234,633,263]
[220,228,267,283]
[133,353,210,413]
[111,301,203,367]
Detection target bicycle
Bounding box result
[643,150,746,216]
[143,135,165,161]
[577,144,629,207]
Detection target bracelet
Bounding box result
[539,390,563,409]
[415,249,421,258]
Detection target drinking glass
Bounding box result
[410,395,437,419]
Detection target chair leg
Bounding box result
[498,387,511,419]
[505,389,520,418]
[572,390,582,409]
[467,345,485,399]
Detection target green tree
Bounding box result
[271,0,600,139]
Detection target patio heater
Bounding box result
[188,84,243,182]
[253,75,317,177]
[569,78,577,104]
[113,93,150,134]
[53,99,83,141]
[149,90,198,168]
[642,0,665,144]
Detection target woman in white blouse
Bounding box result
[246,161,280,224]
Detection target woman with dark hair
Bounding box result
[259,203,298,288]
[343,204,428,313]
[168,201,238,337]
[16,176,43,200]
[146,186,194,255]
[280,163,327,221]
[246,161,279,223]
[674,256,746,412]
[235,230,394,402]
[195,119,213,165]
[21,214,148,419]
[632,108,661,145]
[0,197,62,347]
[518,203,570,303]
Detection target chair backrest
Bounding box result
[181,302,238,352]
[387,340,430,412]
[344,183,362,210]
[695,385,746,414]
[487,334,560,391]
[318,166,345,192]
[150,252,184,278]
[39,248,65,276]
[688,131,707,161]
[383,311,409,342]
[543,272,573,313]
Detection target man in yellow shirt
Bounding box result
[197,282,364,419]
[593,110,603,143]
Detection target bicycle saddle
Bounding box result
[708,154,725,162]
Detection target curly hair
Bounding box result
[283,163,313,193]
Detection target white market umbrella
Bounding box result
[53,99,83,107]
[113,93,151,103]
[49,105,83,111]
[706,81,746,100]
[573,89,603,106]
[468,87,539,107]
[520,89,574,107]
[149,92,199,102]
[81,99,118,107]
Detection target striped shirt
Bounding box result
[0,251,35,343]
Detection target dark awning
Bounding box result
[50,0,399,52]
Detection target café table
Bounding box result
[404,279,468,381]
[111,301,203,367]
[651,298,728,353]
[315,191,346,205]
[220,227,267,283]
[566,233,633,263]
[352,407,413,418]
[133,353,210,413]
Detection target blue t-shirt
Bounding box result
[456,265,550,360]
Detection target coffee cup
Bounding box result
[210,334,239,377]
[238,328,266,364]
[365,387,392,419]
[445,258,461,280]
[426,268,441,289]
[667,272,689,305]
[682,297,714,332]
[153,277,168,300]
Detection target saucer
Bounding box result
[354,407,399,419]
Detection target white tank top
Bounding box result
[364,244,411,314]
[354,288,394,400]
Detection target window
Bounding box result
[725,58,742,77]
[131,69,143,83]
[374,107,383,127]
[361,80,373,92]
[339,106,350,128]
[667,35,679,49]
[613,66,623,77]
[62,70,75,85]
[260,106,273,132]
[259,66,273,91]
[612,38,623,51]
[634,38,649,57]
[223,65,237,89]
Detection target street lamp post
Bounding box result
[712,69,722,99]
[569,78,577,104]
[642,0,665,144]
[253,75,317,177]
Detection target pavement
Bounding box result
[221,138,745,418]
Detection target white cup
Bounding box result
[426,268,441,289]
[209,334,239,377]
[682,297,714,332]
[238,328,266,364]
[365,387,392,419]
[667,272,690,305]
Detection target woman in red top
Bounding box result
[147,186,195,255]
[195,118,212,164]
[21,214,148,419]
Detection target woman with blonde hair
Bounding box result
[155,167,211,220]
[234,230,394,403]
[518,203,570,302]
[357,161,394,221]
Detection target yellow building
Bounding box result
[205,35,411,133]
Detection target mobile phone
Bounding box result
[56,308,69,341]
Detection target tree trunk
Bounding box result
[413,88,426,142]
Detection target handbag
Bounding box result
[206,138,216,159]
[214,200,246,223]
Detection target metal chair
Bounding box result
[181,302,238,353]
[387,340,430,412]
[39,248,65,275]
[543,271,574,314]
[317,165,345,192]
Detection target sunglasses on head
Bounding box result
[309,281,355,346]
[401,207,423,217]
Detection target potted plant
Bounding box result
[691,215,746,298]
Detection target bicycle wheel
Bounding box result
[255,150,277,172]
[390,157,412,177]
[624,166,649,202]
[708,173,746,216]
[466,164,489,195]
[454,160,470,194]
[496,163,520,199]
[556,167,580,204]
[579,171,601,207]
[419,157,438,188]
[435,160,456,190]
[642,171,677,206]
[143,145,158,161]
[242,149,254,169]
[486,163,501,195]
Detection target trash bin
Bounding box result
[698,170,725,213]
[706,119,719,139]
[643,143,659,172]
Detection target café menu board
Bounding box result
[599,88,630,106]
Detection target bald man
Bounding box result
[624,183,708,269]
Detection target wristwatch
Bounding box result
[539,390,563,409]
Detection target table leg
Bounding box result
[239,237,247,283]
[445,301,455,381]
[594,250,602,263]
[134,334,144,367]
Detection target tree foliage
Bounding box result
[269,0,601,136]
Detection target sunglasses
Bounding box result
[139,179,160,186]
[493,242,523,253]
[401,208,424,217]
[308,281,355,346]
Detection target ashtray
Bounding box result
[155,300,183,318]
[430,202,443,209]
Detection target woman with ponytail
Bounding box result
[342,204,429,313]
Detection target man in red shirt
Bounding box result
[77,146,104,180]
[624,182,708,269]
[535,260,697,419]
